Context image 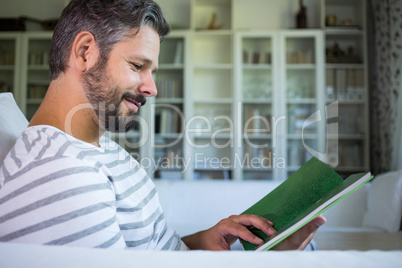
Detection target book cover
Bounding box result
[240,157,373,251]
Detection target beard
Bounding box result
[82,59,146,133]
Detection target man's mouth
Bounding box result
[124,97,141,112]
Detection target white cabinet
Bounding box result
[321,0,370,174]
[106,31,192,180]
[152,31,190,180]
[280,31,325,176]
[0,32,52,120]
[3,0,370,180]
[190,31,234,180]
[234,31,278,180]
[20,32,52,120]
[233,30,325,180]
[191,0,232,31]
[0,33,22,105]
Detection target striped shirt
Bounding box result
[0,125,186,250]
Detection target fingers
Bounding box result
[184,215,326,251]
[296,216,326,249]
[217,218,263,245]
[216,214,275,245]
[272,215,326,251]
[228,214,275,236]
[182,214,276,250]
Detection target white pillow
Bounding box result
[0,93,29,164]
[362,170,402,232]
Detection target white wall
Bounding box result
[233,0,320,30]
[0,0,192,31]
[0,0,321,30]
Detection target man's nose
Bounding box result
[139,71,157,97]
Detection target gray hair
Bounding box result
[49,0,170,81]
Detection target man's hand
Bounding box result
[181,214,326,251]
[271,215,326,250]
[182,214,275,250]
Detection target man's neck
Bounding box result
[29,76,104,147]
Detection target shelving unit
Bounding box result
[234,31,278,181]
[0,33,22,105]
[281,30,325,177]
[20,32,53,120]
[143,30,192,180]
[191,0,232,31]
[2,0,370,181]
[189,18,235,180]
[321,0,369,175]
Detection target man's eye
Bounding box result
[131,63,142,71]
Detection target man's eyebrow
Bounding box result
[141,58,153,65]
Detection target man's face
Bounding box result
[83,25,160,132]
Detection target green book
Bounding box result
[240,157,373,251]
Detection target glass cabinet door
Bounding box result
[323,0,369,175]
[237,33,277,180]
[191,31,234,180]
[21,32,53,120]
[0,33,22,107]
[152,32,187,180]
[281,31,325,176]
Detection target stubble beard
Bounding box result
[82,58,146,133]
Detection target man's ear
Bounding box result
[71,31,99,72]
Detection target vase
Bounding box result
[296,0,307,29]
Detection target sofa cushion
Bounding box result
[0,93,28,164]
[321,184,369,229]
[362,170,402,232]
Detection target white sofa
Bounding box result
[154,171,402,251]
[1,242,401,268]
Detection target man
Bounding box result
[0,0,325,250]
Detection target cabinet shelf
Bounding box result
[334,166,369,173]
[26,98,43,105]
[194,30,232,35]
[287,98,317,104]
[242,64,272,70]
[286,64,316,69]
[325,28,364,35]
[243,166,273,171]
[155,133,184,139]
[159,64,184,70]
[155,98,183,104]
[193,133,232,139]
[28,65,50,71]
[0,65,14,70]
[27,80,50,86]
[243,134,272,139]
[287,134,317,140]
[195,0,231,6]
[194,99,232,104]
[327,134,366,140]
[326,99,365,105]
[194,167,233,171]
[242,99,273,104]
[194,64,232,70]
[326,64,364,69]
